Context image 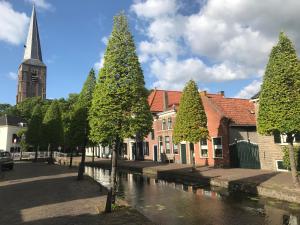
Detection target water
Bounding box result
[85,166,300,225]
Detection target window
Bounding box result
[143,142,149,155]
[150,129,155,140]
[167,117,172,129]
[123,143,127,155]
[162,119,166,130]
[213,137,223,158]
[12,134,18,144]
[173,143,179,154]
[276,160,288,172]
[200,139,208,158]
[165,136,170,154]
[159,136,163,153]
[31,70,38,82]
[274,132,300,144]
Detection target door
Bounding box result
[154,145,158,162]
[229,140,260,169]
[181,144,187,164]
[132,144,136,160]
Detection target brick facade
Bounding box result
[144,90,257,167]
[17,63,47,103]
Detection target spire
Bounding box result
[23,5,43,62]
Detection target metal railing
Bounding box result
[12,151,68,161]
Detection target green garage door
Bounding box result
[230,140,260,169]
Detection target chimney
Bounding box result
[163,91,168,111]
[219,91,225,96]
[200,91,207,96]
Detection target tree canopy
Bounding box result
[89,12,152,146]
[258,32,300,135]
[69,69,96,148]
[173,80,208,144]
[26,104,43,148]
[42,100,64,149]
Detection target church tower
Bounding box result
[16,5,46,104]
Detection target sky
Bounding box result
[0,0,300,105]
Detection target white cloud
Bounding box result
[25,0,53,11]
[94,52,105,71]
[130,0,178,19]
[101,36,108,45]
[131,0,300,92]
[235,80,262,99]
[0,2,29,45]
[7,72,18,80]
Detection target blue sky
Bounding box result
[0,0,299,105]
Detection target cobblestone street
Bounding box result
[0,162,154,225]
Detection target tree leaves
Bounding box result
[258,32,300,135]
[173,80,208,144]
[89,12,152,146]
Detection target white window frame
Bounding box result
[162,119,166,130]
[199,139,208,158]
[167,117,172,130]
[274,133,300,145]
[275,160,288,172]
[165,136,171,154]
[173,143,179,155]
[213,137,223,159]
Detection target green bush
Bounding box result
[282,146,300,171]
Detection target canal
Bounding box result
[85,166,300,225]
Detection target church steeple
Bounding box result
[16,5,47,104]
[23,5,43,62]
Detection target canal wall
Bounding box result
[86,159,300,204]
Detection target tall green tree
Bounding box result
[70,69,96,179]
[89,12,152,211]
[0,104,12,117]
[42,100,64,164]
[17,97,43,121]
[258,32,300,186]
[26,104,43,161]
[173,80,208,169]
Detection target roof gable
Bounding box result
[148,89,256,126]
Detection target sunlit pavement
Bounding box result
[0,162,154,225]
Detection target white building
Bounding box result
[85,138,138,160]
[0,115,26,152]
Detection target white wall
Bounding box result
[0,125,22,152]
[0,126,8,151]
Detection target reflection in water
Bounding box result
[85,167,300,225]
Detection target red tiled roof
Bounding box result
[148,89,256,126]
[206,95,256,126]
[148,90,181,112]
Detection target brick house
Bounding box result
[144,89,257,167]
[251,94,300,171]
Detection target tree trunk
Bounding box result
[190,143,196,172]
[287,133,299,187]
[111,137,120,205]
[34,145,39,162]
[136,134,144,161]
[105,187,113,213]
[92,146,95,163]
[69,148,73,168]
[48,144,53,164]
[77,146,86,180]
